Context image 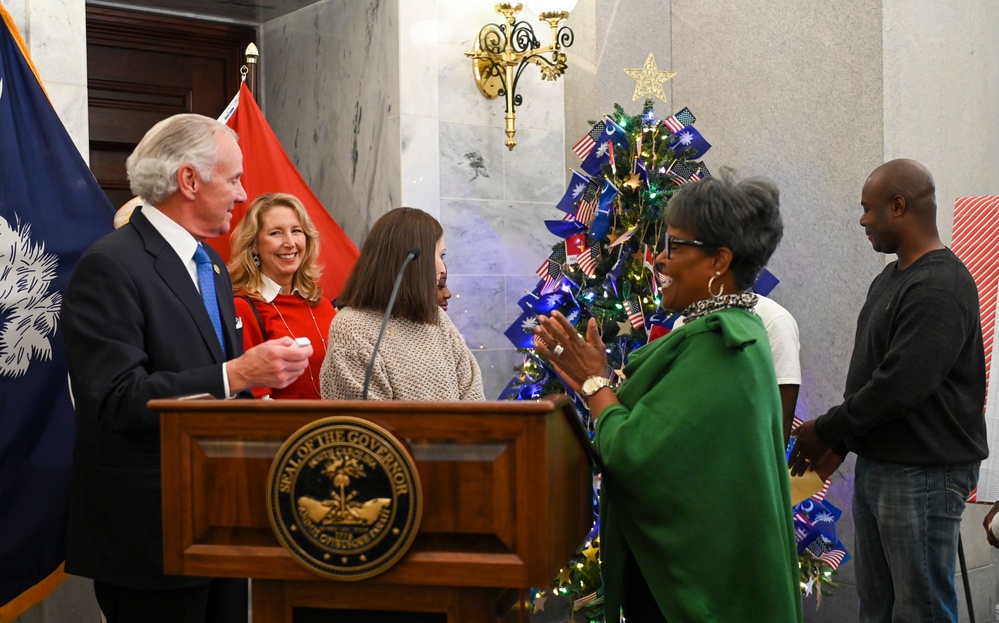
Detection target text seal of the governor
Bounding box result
[266,416,422,580]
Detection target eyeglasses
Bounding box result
[666,234,717,259]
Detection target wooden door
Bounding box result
[86,6,256,209]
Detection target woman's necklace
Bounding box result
[270,297,328,396]
[681,292,758,323]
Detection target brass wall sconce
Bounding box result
[465,2,577,150]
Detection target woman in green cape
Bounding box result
[534,172,802,623]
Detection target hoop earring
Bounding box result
[708,273,724,298]
[252,254,260,267]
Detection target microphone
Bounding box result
[362,246,422,399]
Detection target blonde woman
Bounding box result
[229,193,335,399]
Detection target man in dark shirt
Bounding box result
[789,159,987,623]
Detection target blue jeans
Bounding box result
[853,456,979,623]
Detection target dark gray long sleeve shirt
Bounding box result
[815,248,988,466]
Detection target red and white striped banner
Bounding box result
[951,195,999,503]
[951,196,999,379]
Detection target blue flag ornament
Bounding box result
[588,179,620,240]
[669,124,712,160]
[555,170,592,214]
[751,267,780,296]
[544,218,587,239]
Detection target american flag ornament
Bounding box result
[624,296,645,329]
[577,240,600,278]
[572,120,606,160]
[575,178,600,224]
[668,160,702,185]
[539,245,567,294]
[535,258,549,278]
[663,107,696,133]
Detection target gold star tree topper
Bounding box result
[624,52,676,103]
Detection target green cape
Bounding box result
[594,309,802,622]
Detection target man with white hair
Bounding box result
[62,114,312,623]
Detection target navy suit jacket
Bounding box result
[62,208,243,589]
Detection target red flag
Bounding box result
[565,233,585,263]
[211,82,358,299]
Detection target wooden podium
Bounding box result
[153,397,594,623]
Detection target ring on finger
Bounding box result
[552,344,565,357]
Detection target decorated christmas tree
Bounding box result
[496,56,850,620]
[499,97,706,405]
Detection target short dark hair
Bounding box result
[665,169,783,290]
[337,207,442,324]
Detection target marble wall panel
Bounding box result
[435,1,495,47]
[440,193,566,393]
[883,0,999,243]
[21,0,87,85]
[443,272,506,350]
[505,66,565,133]
[438,40,503,127]
[439,121,507,200]
[5,0,26,25]
[503,128,565,204]
[471,347,525,401]
[399,0,438,117]
[562,0,596,179]
[400,114,441,217]
[439,197,566,277]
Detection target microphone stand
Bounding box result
[362,248,421,399]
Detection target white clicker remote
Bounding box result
[292,337,311,348]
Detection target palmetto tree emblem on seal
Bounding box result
[267,416,422,580]
[297,452,393,527]
[325,455,384,525]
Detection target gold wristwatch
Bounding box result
[581,375,613,398]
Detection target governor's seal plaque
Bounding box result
[266,416,422,580]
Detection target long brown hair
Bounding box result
[337,207,442,324]
[228,193,324,304]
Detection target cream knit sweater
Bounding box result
[320,307,485,401]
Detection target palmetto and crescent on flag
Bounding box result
[1,6,113,618]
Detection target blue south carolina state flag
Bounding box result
[0,8,113,618]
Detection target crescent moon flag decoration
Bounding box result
[623,52,676,103]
